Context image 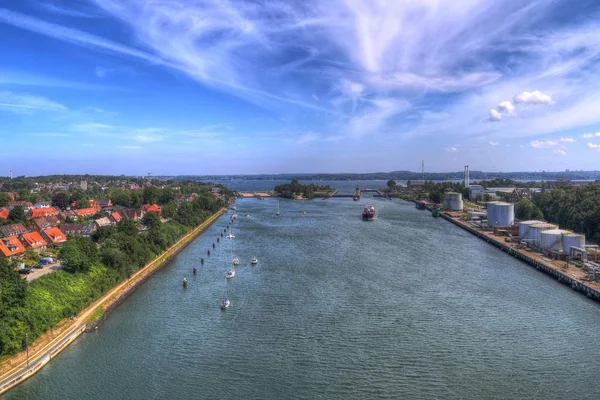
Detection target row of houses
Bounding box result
[0,203,163,258]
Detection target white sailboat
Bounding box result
[220,237,231,308]
[226,226,235,239]
[251,256,258,265]
[276,200,280,216]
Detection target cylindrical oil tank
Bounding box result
[487,202,514,227]
[518,220,543,239]
[529,223,558,247]
[540,229,570,251]
[443,192,463,211]
[562,233,585,254]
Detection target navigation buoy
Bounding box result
[217,237,220,243]
[183,277,187,288]
[201,257,205,264]
[192,267,197,275]
[207,249,211,256]
[212,243,216,248]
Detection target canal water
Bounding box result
[4,194,600,399]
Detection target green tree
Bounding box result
[60,236,99,273]
[8,206,27,224]
[117,219,139,236]
[161,202,177,219]
[0,192,11,207]
[142,211,161,229]
[0,258,27,355]
[387,180,396,190]
[52,192,70,209]
[142,186,161,205]
[74,197,90,209]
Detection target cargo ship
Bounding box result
[362,204,375,220]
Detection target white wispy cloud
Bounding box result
[553,149,566,155]
[588,143,600,149]
[133,134,163,143]
[530,140,559,149]
[582,132,600,138]
[118,145,141,150]
[559,137,575,143]
[489,141,500,146]
[4,1,600,144]
[0,91,67,112]
[297,132,319,145]
[445,146,459,152]
[514,90,554,105]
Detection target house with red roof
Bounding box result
[110,211,122,224]
[0,223,27,237]
[42,227,67,244]
[21,231,48,250]
[0,236,26,258]
[31,216,60,232]
[95,217,113,228]
[121,208,145,221]
[74,208,97,217]
[143,204,162,216]
[0,207,8,220]
[30,207,59,218]
[7,201,33,212]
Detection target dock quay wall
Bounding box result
[415,200,600,302]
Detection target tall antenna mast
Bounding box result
[10,169,13,180]
[421,160,424,182]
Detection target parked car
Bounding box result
[33,264,43,269]
[18,268,32,275]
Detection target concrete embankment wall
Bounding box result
[427,203,600,302]
[86,208,226,332]
[0,324,86,395]
[0,209,226,396]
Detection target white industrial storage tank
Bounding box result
[562,233,585,254]
[518,220,543,239]
[486,202,514,227]
[443,192,463,211]
[540,229,571,251]
[529,223,558,247]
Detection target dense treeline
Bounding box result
[475,179,542,189]
[0,192,228,357]
[533,184,600,242]
[420,181,468,203]
[181,170,600,182]
[274,180,331,199]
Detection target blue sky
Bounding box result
[1,0,600,175]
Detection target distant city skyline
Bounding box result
[1,1,600,175]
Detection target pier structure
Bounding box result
[416,200,600,302]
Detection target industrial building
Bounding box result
[486,202,514,227]
[443,192,463,211]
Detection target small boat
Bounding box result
[276,200,280,216]
[251,256,258,265]
[245,213,250,217]
[220,299,230,309]
[302,210,307,215]
[233,258,240,266]
[226,270,235,279]
[183,277,187,287]
[226,226,235,239]
[231,213,237,220]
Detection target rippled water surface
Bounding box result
[5,194,600,399]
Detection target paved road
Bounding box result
[26,262,62,282]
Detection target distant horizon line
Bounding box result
[1,170,600,179]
